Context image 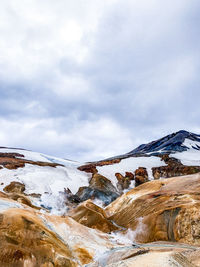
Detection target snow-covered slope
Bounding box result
[0,147,91,214]
[172,138,200,166]
[97,156,166,186]
[1,130,200,214]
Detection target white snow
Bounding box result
[0,147,77,165]
[0,148,91,214]
[171,138,200,166]
[92,198,105,208]
[97,156,166,187]
[0,164,90,196]
[0,198,22,211]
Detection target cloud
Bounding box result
[0,0,199,160]
[0,116,133,162]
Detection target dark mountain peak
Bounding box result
[127,130,200,156]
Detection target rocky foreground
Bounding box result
[0,130,200,266]
[2,173,200,266]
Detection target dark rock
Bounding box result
[64,188,81,204]
[89,173,118,193]
[152,165,200,179]
[3,182,25,194]
[78,164,98,174]
[115,173,132,191]
[76,186,119,206]
[135,167,148,186]
[128,130,200,156]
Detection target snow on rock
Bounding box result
[0,164,90,196]
[172,138,200,166]
[0,147,77,165]
[41,214,115,259]
[0,148,91,214]
[97,156,166,187]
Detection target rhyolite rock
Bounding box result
[69,199,119,233]
[105,173,200,245]
[0,197,116,266]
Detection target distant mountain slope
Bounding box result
[127,130,200,156]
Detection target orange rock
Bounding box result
[69,199,119,233]
[78,158,121,174]
[0,154,63,170]
[0,208,78,266]
[105,173,200,245]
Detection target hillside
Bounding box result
[0,131,200,266]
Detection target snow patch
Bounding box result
[0,163,91,214]
[0,147,78,165]
[172,138,200,166]
[97,156,166,187]
[0,199,22,211]
[92,198,105,208]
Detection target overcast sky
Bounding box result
[0,0,199,161]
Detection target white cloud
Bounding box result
[0,0,199,160]
[0,116,134,161]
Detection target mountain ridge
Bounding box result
[104,130,200,161]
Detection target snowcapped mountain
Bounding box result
[79,130,200,195]
[127,130,200,156]
[0,130,200,215]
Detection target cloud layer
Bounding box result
[0,0,200,161]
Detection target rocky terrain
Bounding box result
[0,130,200,266]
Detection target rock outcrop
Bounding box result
[0,196,116,266]
[69,199,119,233]
[76,173,119,205]
[0,152,62,170]
[115,172,134,191]
[105,173,200,245]
[134,167,148,186]
[88,242,200,267]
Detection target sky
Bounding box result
[0,0,200,162]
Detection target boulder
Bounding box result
[115,173,132,191]
[135,167,148,186]
[76,173,119,206]
[3,182,25,194]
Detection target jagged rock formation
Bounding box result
[134,167,148,186]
